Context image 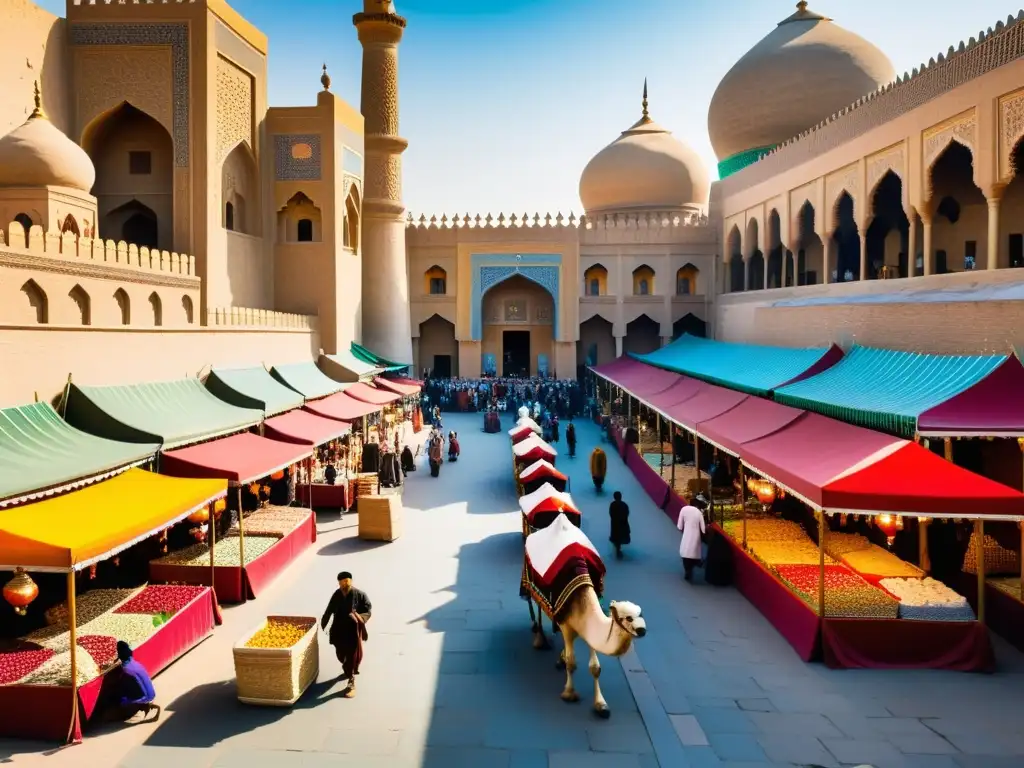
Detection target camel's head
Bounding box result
[609,600,646,638]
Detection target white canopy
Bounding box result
[512,433,557,458]
[508,423,536,438]
[518,482,577,515]
[525,513,598,576]
[515,416,542,434]
[519,458,564,481]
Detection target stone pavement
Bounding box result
[4,413,1024,767]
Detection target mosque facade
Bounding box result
[1,0,1023,403]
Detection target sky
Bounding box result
[41,0,1019,217]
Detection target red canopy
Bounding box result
[646,376,707,411]
[161,432,311,485]
[607,360,681,397]
[592,357,636,382]
[374,376,420,396]
[305,391,381,421]
[345,382,401,405]
[823,442,1024,518]
[665,386,747,429]
[917,355,1024,437]
[510,426,534,445]
[697,397,805,456]
[263,409,350,446]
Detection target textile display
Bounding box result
[519,483,578,516]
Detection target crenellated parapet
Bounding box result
[0,220,198,288]
[724,10,1024,191]
[405,210,709,231]
[70,0,197,6]
[204,306,318,330]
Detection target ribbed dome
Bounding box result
[0,90,95,193]
[708,1,894,174]
[580,84,710,214]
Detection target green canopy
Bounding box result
[205,366,304,417]
[351,342,410,373]
[0,402,158,506]
[64,378,262,450]
[774,345,1006,438]
[632,334,840,397]
[270,362,346,400]
[319,350,382,382]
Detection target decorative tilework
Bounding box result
[70,23,190,166]
[274,134,322,181]
[343,147,363,177]
[469,253,561,340]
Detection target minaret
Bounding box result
[353,0,413,365]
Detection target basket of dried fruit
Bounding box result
[233,615,318,706]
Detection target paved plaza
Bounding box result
[5,414,1024,767]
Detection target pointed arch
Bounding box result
[69,285,91,326]
[21,280,48,324]
[114,288,130,325]
[61,214,80,237]
[583,263,608,296]
[425,265,447,295]
[676,264,699,295]
[223,140,258,235]
[277,191,321,243]
[631,264,655,296]
[344,185,361,252]
[182,295,194,324]
[149,292,163,327]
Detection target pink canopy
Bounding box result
[161,432,311,486]
[665,386,747,429]
[305,391,380,422]
[591,357,637,383]
[374,377,421,397]
[645,376,707,411]
[345,382,401,405]
[917,355,1024,437]
[605,360,681,397]
[263,409,350,446]
[697,397,805,456]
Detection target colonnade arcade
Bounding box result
[723,137,1024,293]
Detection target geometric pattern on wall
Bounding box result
[470,253,561,340]
[69,23,190,166]
[274,134,322,181]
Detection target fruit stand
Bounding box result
[0,469,226,742]
[234,616,319,706]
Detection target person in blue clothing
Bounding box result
[107,640,160,722]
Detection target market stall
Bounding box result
[204,365,305,417]
[0,402,158,508]
[519,459,568,495]
[153,433,316,602]
[263,409,352,510]
[0,469,226,742]
[509,423,537,444]
[344,382,402,407]
[513,434,557,468]
[318,350,384,383]
[349,341,411,375]
[270,361,347,401]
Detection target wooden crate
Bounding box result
[233,616,319,706]
[358,494,402,541]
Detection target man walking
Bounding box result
[321,571,372,697]
[608,491,631,559]
[676,498,707,582]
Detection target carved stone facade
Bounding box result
[215,55,254,162]
[274,134,323,181]
[923,110,976,174]
[998,88,1024,180]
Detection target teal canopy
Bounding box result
[322,349,383,381]
[0,402,158,507]
[774,345,1006,438]
[205,366,304,417]
[633,334,839,397]
[64,378,262,450]
[270,361,346,400]
[351,342,409,373]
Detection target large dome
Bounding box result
[580,85,710,214]
[0,89,95,193]
[708,1,894,176]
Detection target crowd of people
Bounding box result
[421,376,585,420]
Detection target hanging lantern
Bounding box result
[248,482,260,496]
[876,514,899,546]
[754,479,776,506]
[746,477,758,493]
[188,506,210,525]
[3,568,39,616]
[113,557,120,567]
[214,498,227,514]
[88,564,97,580]
[270,470,285,481]
[1018,437,1024,453]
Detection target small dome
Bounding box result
[708,1,894,175]
[580,84,710,214]
[0,87,96,193]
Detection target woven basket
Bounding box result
[962,532,1020,575]
[233,616,319,706]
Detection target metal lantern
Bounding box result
[3,568,39,616]
[754,479,776,506]
[876,514,899,546]
[188,506,210,525]
[213,498,227,514]
[270,470,285,480]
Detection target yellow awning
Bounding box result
[0,468,227,572]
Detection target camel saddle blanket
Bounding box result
[516,416,542,434]
[520,554,604,622]
[519,483,578,518]
[509,424,535,443]
[519,459,567,485]
[524,513,604,587]
[513,434,556,460]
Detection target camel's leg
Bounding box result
[559,625,580,703]
[589,647,610,718]
[533,599,550,649]
[527,598,542,649]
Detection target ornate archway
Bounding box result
[470,253,561,340]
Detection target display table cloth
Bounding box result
[149,512,316,603]
[0,588,218,742]
[624,443,671,509]
[297,482,349,510]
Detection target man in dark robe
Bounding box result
[321,571,372,697]
[565,420,577,458]
[608,491,631,559]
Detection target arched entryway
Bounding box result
[794,202,823,285]
[624,314,660,355]
[1000,140,1024,269]
[746,218,764,290]
[867,171,909,278]
[928,141,984,273]
[727,225,743,292]
[577,315,615,369]
[673,313,706,339]
[832,191,860,282]
[481,274,555,376]
[418,314,457,377]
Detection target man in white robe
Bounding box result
[676,501,706,582]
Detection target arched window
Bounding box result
[114,288,130,325]
[344,188,360,252]
[13,213,33,247]
[583,264,608,296]
[182,295,194,324]
[297,218,313,242]
[632,265,655,296]
[21,280,47,324]
[638,279,649,295]
[69,285,91,326]
[149,292,163,327]
[425,266,447,295]
[225,201,235,232]
[122,209,158,249]
[676,264,699,295]
[61,214,80,237]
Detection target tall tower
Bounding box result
[353,0,413,365]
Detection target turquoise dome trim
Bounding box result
[717,145,777,179]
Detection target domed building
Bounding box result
[708,1,894,178]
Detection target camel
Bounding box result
[527,586,646,718]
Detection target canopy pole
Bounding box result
[656,413,663,474]
[918,518,931,573]
[975,519,986,624]
[209,501,217,596]
[818,511,826,619]
[237,487,246,603]
[944,438,953,462]
[693,435,700,503]
[65,570,79,744]
[671,427,677,497]
[307,457,313,513]
[739,463,747,549]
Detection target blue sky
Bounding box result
[42,0,1017,216]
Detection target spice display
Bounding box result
[244,617,315,649]
[824,532,872,558]
[749,540,837,567]
[27,613,156,654]
[989,577,1023,600]
[227,507,309,540]
[76,635,119,669]
[880,577,976,621]
[842,546,924,578]
[115,585,206,616]
[0,643,55,685]
[20,649,102,687]
[962,532,1020,575]
[153,535,279,567]
[723,518,803,542]
[776,564,899,619]
[44,587,143,627]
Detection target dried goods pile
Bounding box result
[44,586,143,627]
[841,546,924,578]
[724,518,804,542]
[27,613,157,655]
[115,584,206,616]
[19,649,101,687]
[0,643,55,685]
[823,532,872,558]
[989,576,1024,600]
[227,507,309,539]
[776,564,899,619]
[749,540,838,567]
[244,617,315,649]
[880,577,975,621]
[153,535,278,567]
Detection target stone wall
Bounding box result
[1,0,69,138]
